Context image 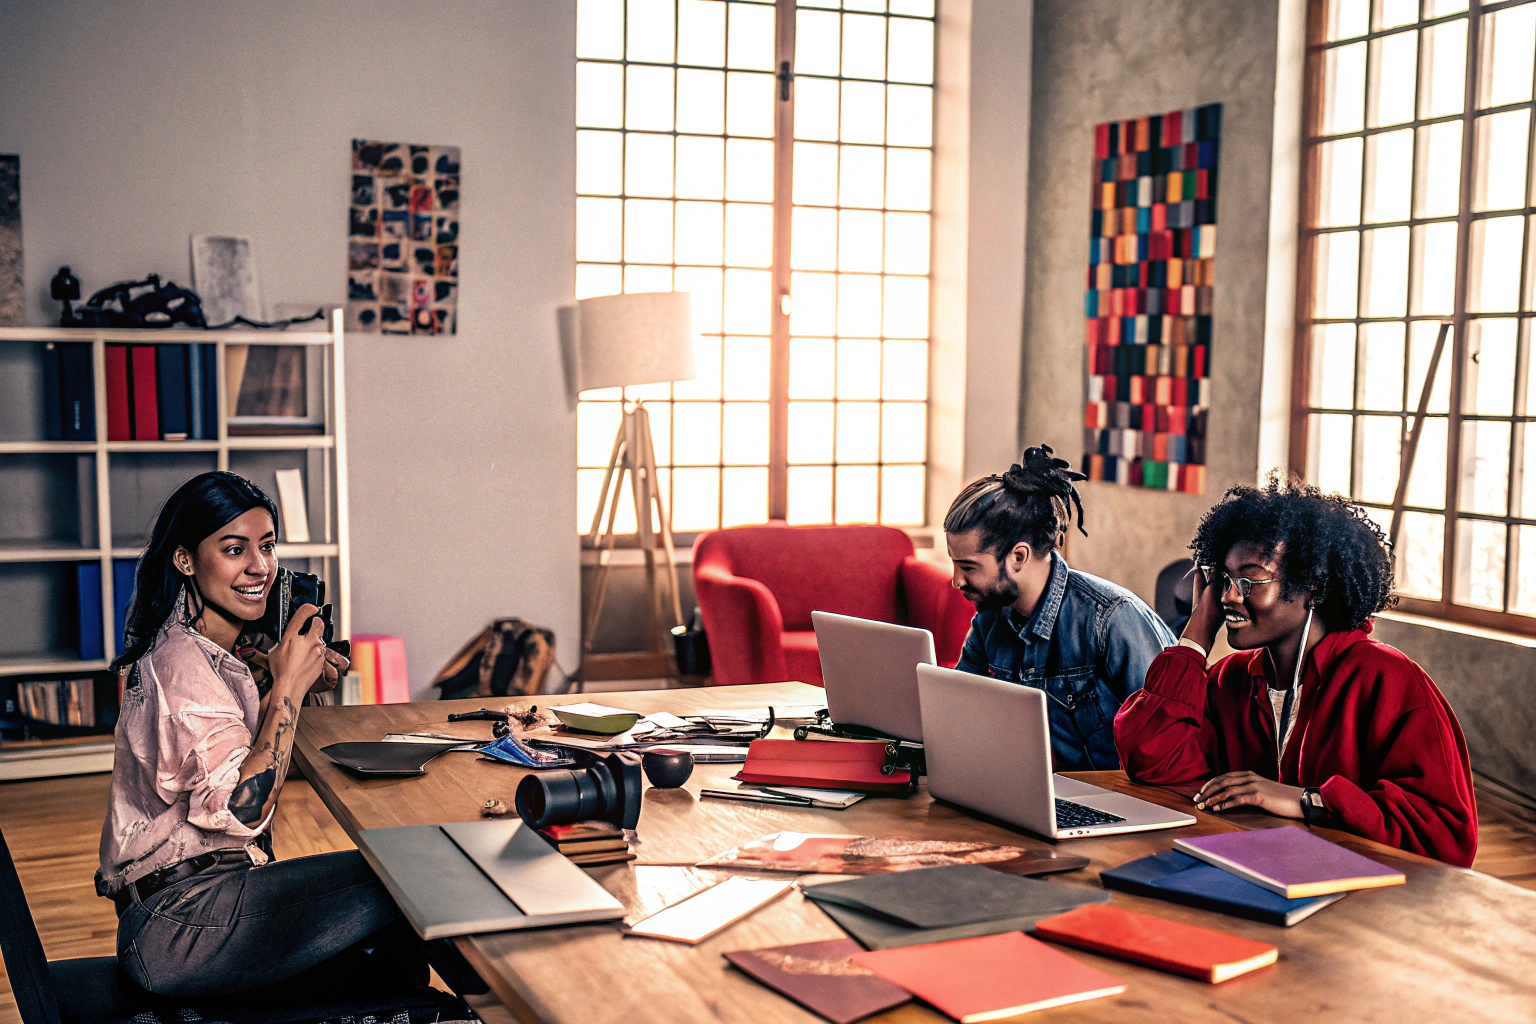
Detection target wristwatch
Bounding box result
[1301,787,1327,826]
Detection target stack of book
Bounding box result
[13,678,96,727]
[99,342,219,442]
[538,821,635,866]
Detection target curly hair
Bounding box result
[1190,472,1396,631]
[944,444,1088,558]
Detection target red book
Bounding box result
[354,634,409,703]
[852,932,1125,1023]
[105,345,131,441]
[736,739,910,794]
[1035,904,1277,984]
[129,345,159,440]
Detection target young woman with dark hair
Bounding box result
[1114,475,1478,866]
[944,445,1174,772]
[96,471,445,997]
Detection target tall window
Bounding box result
[575,0,936,534]
[1299,0,1536,633]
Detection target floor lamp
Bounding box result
[574,292,697,679]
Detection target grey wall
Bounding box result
[1024,0,1282,599]
[0,0,580,697]
[1022,0,1536,804]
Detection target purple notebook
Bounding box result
[1174,827,1406,898]
[725,939,911,1024]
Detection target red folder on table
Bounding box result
[735,739,910,794]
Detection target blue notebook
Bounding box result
[112,558,138,656]
[76,561,104,662]
[1100,850,1344,927]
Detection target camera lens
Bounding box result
[514,752,644,831]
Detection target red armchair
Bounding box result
[691,522,975,686]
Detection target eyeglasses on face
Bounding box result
[1219,573,1276,599]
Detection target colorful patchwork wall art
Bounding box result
[1083,103,1220,494]
[347,140,459,335]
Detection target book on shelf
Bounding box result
[112,558,137,657]
[41,342,96,441]
[105,345,131,441]
[155,344,191,440]
[75,561,104,661]
[13,678,96,728]
[185,343,218,440]
[274,469,310,543]
[129,345,159,440]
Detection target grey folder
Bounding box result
[802,864,1109,950]
[355,818,625,940]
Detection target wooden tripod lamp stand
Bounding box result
[574,292,697,679]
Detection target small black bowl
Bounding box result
[641,748,694,788]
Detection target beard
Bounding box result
[961,570,1020,612]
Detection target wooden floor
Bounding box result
[1,774,1534,1024]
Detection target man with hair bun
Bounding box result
[944,444,1174,772]
[1114,474,1477,866]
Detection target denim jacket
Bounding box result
[955,553,1175,772]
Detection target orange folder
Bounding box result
[735,739,911,794]
[1034,903,1277,984]
[852,931,1125,1022]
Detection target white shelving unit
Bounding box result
[0,311,350,779]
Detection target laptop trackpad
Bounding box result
[1051,774,1107,799]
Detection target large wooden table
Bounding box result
[293,683,1536,1023]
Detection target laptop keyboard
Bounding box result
[1055,798,1127,829]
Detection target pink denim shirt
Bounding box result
[97,616,270,895]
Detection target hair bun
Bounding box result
[1000,444,1089,537]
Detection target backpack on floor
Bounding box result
[432,618,557,700]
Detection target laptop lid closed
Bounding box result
[916,664,1057,837]
[813,611,935,743]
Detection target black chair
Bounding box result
[0,823,469,1024]
[1154,558,1196,635]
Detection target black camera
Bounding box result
[515,750,644,831]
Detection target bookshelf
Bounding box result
[0,311,351,780]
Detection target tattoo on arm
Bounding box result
[229,767,276,826]
[231,697,298,828]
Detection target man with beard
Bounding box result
[945,446,1173,771]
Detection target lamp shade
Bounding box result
[575,291,698,392]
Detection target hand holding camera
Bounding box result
[269,603,328,698]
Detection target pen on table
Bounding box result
[700,788,815,806]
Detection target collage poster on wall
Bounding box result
[347,140,459,335]
[1083,103,1220,494]
[0,155,21,327]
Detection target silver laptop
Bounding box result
[917,664,1196,839]
[813,611,935,743]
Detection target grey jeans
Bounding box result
[116,850,407,998]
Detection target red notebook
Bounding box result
[105,345,131,441]
[1034,903,1278,984]
[129,345,159,440]
[851,932,1125,1022]
[736,739,910,794]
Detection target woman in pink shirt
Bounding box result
[97,472,468,998]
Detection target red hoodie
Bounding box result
[1114,624,1478,867]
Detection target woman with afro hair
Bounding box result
[1114,475,1477,866]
